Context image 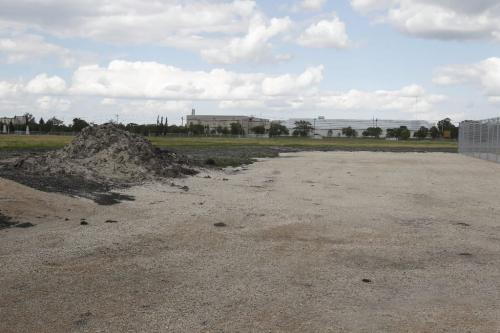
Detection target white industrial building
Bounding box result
[280,118,434,137]
[186,112,270,135]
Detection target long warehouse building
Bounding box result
[280,118,434,137]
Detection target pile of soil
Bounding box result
[13,124,196,185]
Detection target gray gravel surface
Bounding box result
[0,152,499,332]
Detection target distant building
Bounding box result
[186,113,270,135]
[280,118,433,137]
[0,115,28,134]
[0,116,27,126]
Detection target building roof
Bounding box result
[186,115,269,121]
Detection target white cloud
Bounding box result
[70,60,322,100]
[219,100,265,109]
[25,74,67,94]
[351,0,500,40]
[0,60,448,122]
[350,0,395,14]
[296,0,327,11]
[316,85,446,114]
[298,14,350,48]
[262,65,323,96]
[201,15,292,64]
[0,33,75,66]
[0,1,256,42]
[0,0,299,64]
[0,80,22,97]
[433,57,500,98]
[36,96,71,111]
[0,81,71,117]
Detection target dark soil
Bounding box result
[0,212,16,230]
[0,148,193,205]
[93,193,135,206]
[15,222,35,228]
[0,165,131,205]
[174,145,457,168]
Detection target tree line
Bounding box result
[9,113,291,137]
[3,113,458,140]
[291,118,458,140]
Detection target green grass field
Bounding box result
[0,134,458,151]
[0,135,73,150]
[149,136,458,150]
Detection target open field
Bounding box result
[0,134,457,151]
[1,151,499,332]
[0,135,73,150]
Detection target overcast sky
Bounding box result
[0,0,499,125]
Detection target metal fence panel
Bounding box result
[459,118,500,163]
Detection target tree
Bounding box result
[251,125,266,135]
[167,125,187,134]
[72,118,90,132]
[188,123,206,135]
[386,128,397,138]
[230,122,244,135]
[47,117,64,127]
[163,116,168,135]
[413,126,429,139]
[430,126,440,139]
[386,126,410,140]
[437,118,458,139]
[44,117,64,132]
[362,127,382,138]
[342,126,358,138]
[269,123,289,137]
[23,113,36,125]
[399,127,411,140]
[216,126,230,135]
[293,121,313,137]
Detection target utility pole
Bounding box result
[115,114,119,124]
[414,96,419,120]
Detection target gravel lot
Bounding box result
[1,152,499,332]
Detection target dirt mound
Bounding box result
[15,124,196,184]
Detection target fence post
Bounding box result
[497,120,500,163]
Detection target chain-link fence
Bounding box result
[459,118,500,162]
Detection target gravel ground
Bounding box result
[1,152,499,332]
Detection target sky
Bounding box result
[0,0,500,125]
